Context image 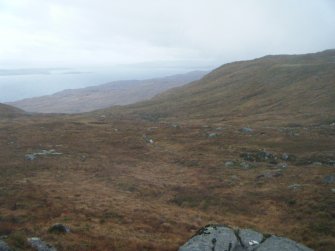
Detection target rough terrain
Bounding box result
[0,50,334,250]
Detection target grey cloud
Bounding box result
[0,0,334,68]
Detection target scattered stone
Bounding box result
[171,124,180,128]
[240,162,256,169]
[48,223,70,234]
[256,170,282,180]
[143,135,154,144]
[0,240,11,251]
[147,127,158,131]
[328,160,335,166]
[179,225,313,251]
[312,162,322,166]
[208,132,219,138]
[25,154,36,161]
[282,153,289,161]
[256,236,313,251]
[322,175,335,184]
[240,152,255,161]
[224,161,236,168]
[256,151,276,161]
[277,162,288,169]
[240,150,277,163]
[25,149,63,160]
[179,225,238,251]
[288,184,303,191]
[27,237,57,251]
[331,188,335,193]
[240,127,253,134]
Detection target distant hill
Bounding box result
[113,50,335,125]
[0,103,25,118]
[8,71,206,114]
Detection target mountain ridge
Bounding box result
[8,71,207,114]
[108,49,335,126]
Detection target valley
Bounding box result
[0,50,334,250]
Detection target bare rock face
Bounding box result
[178,225,313,251]
[179,225,238,251]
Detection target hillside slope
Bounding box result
[8,71,206,114]
[0,103,25,118]
[117,50,335,125]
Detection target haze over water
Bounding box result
[0,65,210,102]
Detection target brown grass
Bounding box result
[0,113,334,250]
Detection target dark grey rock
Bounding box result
[208,132,219,138]
[48,223,70,234]
[0,240,11,251]
[179,225,313,251]
[288,184,303,191]
[256,170,282,180]
[25,154,36,161]
[322,175,335,184]
[240,128,253,133]
[256,151,275,161]
[27,237,57,251]
[277,162,288,169]
[179,225,238,251]
[240,162,256,169]
[238,228,263,250]
[256,236,313,251]
[240,152,255,161]
[25,150,62,161]
[281,153,289,161]
[143,135,154,144]
[240,151,277,163]
[225,161,236,168]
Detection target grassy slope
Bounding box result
[0,103,26,118]
[114,50,335,125]
[0,115,334,250]
[0,51,335,250]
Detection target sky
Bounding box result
[0,0,334,102]
[0,0,334,69]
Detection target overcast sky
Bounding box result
[0,0,334,69]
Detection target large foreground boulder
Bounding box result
[179,225,313,251]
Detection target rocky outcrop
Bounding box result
[27,237,57,251]
[48,223,70,234]
[179,225,313,251]
[0,240,11,251]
